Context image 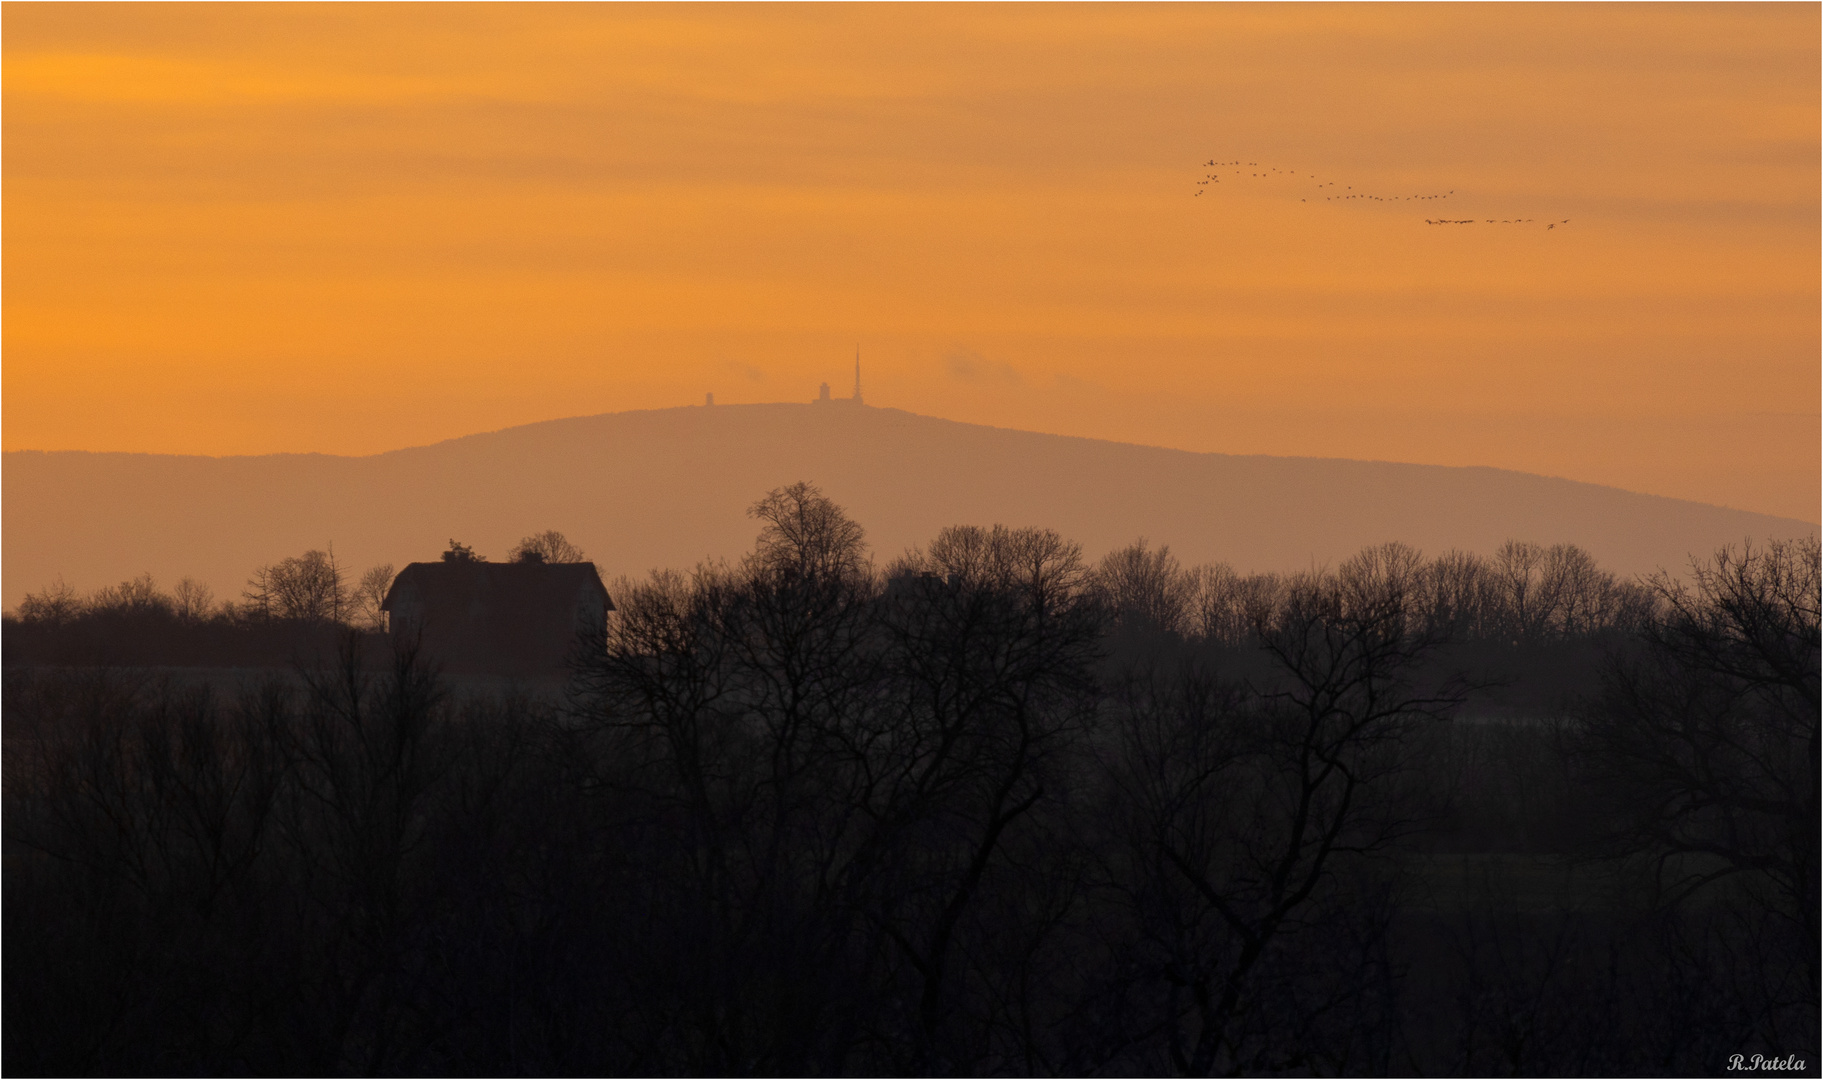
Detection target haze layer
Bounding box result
[6,404,1813,610]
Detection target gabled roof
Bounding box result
[380,561,612,613]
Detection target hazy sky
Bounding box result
[5,4,1817,521]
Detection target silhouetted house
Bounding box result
[380,561,612,676]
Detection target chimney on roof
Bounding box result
[705,392,715,406]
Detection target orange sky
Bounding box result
[5,3,1817,521]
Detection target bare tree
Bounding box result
[1186,562,1242,643]
[1186,565,1288,647]
[245,548,348,622]
[15,577,84,625]
[1490,540,1552,641]
[877,525,1103,1069]
[1105,542,1466,1075]
[350,565,395,632]
[509,530,586,564]
[748,481,869,582]
[1583,537,1820,1020]
[921,524,1093,611]
[173,577,215,623]
[568,482,882,1072]
[91,573,173,616]
[1096,539,1193,635]
[1418,549,1493,638]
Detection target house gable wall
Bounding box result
[381,562,611,676]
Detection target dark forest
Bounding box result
[5,483,1817,1077]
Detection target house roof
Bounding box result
[380,561,612,613]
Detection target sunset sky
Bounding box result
[5,3,1817,521]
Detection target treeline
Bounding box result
[7,528,1645,672]
[1094,535,1651,645]
[3,550,388,669]
[4,484,1817,1075]
[3,530,588,669]
[14,550,390,630]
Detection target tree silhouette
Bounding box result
[441,539,483,563]
[510,530,586,564]
[1103,542,1468,1075]
[748,481,869,582]
[5,501,1813,1075]
[244,549,348,622]
[1584,537,1820,1026]
[350,565,395,631]
[1095,538,1193,636]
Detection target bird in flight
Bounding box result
[1196,155,1569,229]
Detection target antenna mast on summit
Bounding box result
[853,346,863,404]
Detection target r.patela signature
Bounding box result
[1728,1054,1807,1072]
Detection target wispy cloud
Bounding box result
[946,347,1021,385]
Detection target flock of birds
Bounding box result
[1195,160,1453,203]
[1427,218,1571,229]
[1193,158,1570,229]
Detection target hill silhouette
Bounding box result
[5,403,1814,609]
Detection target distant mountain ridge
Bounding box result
[5,403,1814,609]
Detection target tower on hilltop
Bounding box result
[814,347,866,405]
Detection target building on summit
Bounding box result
[380,553,612,676]
[815,349,865,405]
